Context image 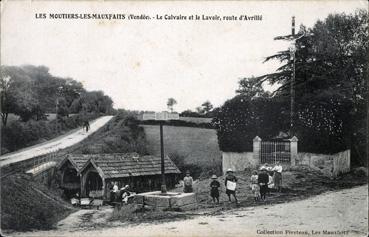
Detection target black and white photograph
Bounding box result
[0,1,368,236]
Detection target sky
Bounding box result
[1,1,367,112]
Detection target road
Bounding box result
[10,184,368,237]
[0,116,113,167]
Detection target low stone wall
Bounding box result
[296,152,334,176]
[222,149,350,177]
[222,152,256,174]
[333,150,350,177]
[296,150,350,177]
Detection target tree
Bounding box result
[236,76,270,99]
[0,70,14,126]
[167,98,177,112]
[256,11,368,165]
[201,101,213,114]
[56,97,69,118]
[214,95,289,152]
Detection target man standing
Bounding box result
[183,170,193,193]
[225,168,238,204]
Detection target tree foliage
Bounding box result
[167,98,177,112]
[0,65,114,124]
[215,11,368,165]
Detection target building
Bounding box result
[76,153,181,199]
[57,154,91,198]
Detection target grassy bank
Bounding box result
[1,174,75,231]
[142,125,222,177]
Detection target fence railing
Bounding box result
[260,140,291,164]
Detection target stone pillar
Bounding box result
[290,136,298,166]
[253,136,262,166]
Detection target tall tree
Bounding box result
[257,11,368,165]
[0,70,14,126]
[201,101,214,115]
[236,76,270,99]
[167,98,177,112]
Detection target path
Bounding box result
[11,184,368,237]
[0,116,113,167]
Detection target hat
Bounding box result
[125,185,129,188]
[226,168,233,172]
[211,175,217,179]
[259,166,266,171]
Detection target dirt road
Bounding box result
[11,184,367,237]
[0,116,113,167]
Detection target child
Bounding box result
[210,175,220,204]
[258,168,269,201]
[183,170,193,193]
[268,173,274,193]
[250,170,260,201]
[225,168,238,204]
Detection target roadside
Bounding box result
[0,116,113,167]
[7,184,368,237]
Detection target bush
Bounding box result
[353,167,368,177]
[140,119,214,129]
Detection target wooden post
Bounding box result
[160,122,167,193]
[80,171,87,197]
[253,136,262,166]
[290,136,298,166]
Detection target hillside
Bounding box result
[142,125,222,176]
[1,174,75,231]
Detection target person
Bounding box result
[250,170,260,202]
[268,172,274,193]
[108,182,114,203]
[183,170,193,193]
[272,162,283,192]
[83,120,90,132]
[258,167,269,201]
[112,182,119,202]
[225,168,238,204]
[121,185,131,204]
[210,175,220,204]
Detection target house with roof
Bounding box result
[75,153,181,199]
[57,154,91,198]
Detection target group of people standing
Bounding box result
[251,162,283,201]
[209,168,240,204]
[109,182,132,204]
[183,162,283,205]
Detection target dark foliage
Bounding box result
[215,11,367,166]
[1,113,99,154]
[140,119,214,129]
[214,95,289,152]
[0,65,114,125]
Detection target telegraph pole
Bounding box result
[159,121,167,193]
[290,16,296,136]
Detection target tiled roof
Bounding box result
[77,153,181,179]
[58,154,91,171]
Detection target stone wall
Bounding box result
[296,152,334,176]
[222,152,256,174]
[333,150,350,177]
[296,149,350,177]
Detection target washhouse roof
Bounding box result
[76,153,181,179]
